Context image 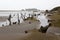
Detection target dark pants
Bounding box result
[39,26,49,33]
[38,23,52,33]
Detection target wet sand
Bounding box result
[0,20,39,40]
[0,33,31,40]
[0,20,40,33]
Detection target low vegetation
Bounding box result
[49,6,60,27]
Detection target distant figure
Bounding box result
[8,14,11,25]
[18,19,20,24]
[17,14,20,24]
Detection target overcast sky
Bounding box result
[0,0,60,10]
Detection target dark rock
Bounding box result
[25,30,28,33]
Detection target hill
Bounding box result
[49,6,60,27]
[50,6,60,13]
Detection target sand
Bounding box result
[0,16,60,40]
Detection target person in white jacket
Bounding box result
[37,13,51,33]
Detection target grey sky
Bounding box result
[0,0,60,10]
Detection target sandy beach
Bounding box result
[0,16,60,40]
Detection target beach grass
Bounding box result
[49,12,60,27]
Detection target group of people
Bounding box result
[0,12,51,33]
